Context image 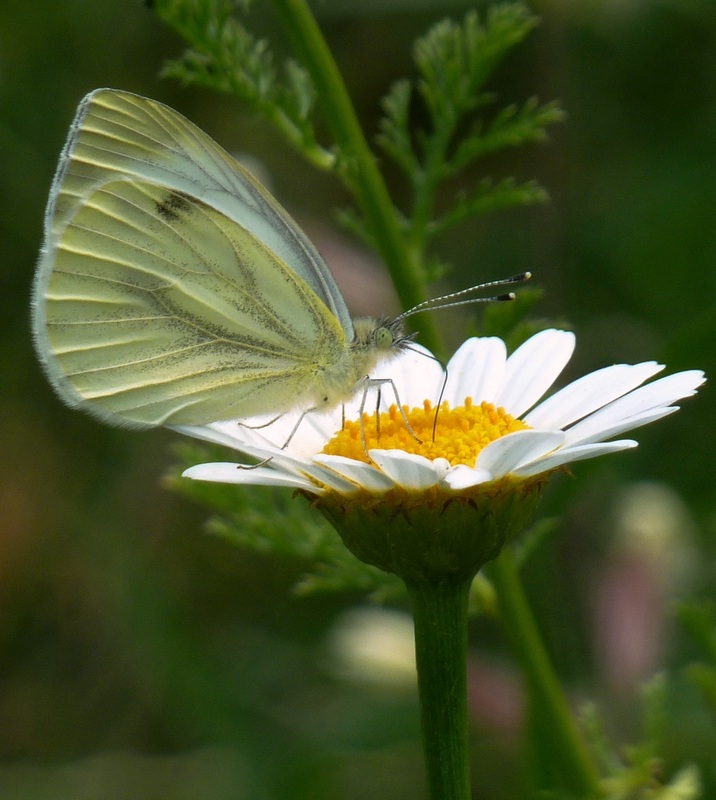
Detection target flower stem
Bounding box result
[407,577,472,800]
[269,0,444,355]
[487,549,602,796]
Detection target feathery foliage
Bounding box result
[166,443,403,599]
[152,0,563,270]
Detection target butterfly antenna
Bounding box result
[395,271,531,323]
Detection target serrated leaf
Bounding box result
[153,0,335,170]
[167,443,406,597]
[295,560,404,601]
[414,5,538,122]
[446,98,565,176]
[685,664,716,715]
[375,3,563,255]
[677,600,716,663]
[430,177,548,238]
[155,0,278,104]
[377,79,418,175]
[282,59,315,123]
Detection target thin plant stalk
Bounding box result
[408,576,473,800]
[488,549,602,796]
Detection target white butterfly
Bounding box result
[32,89,527,431]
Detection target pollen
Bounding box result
[323,398,530,466]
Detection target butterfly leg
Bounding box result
[356,377,422,456]
[240,414,285,430]
[236,456,273,471]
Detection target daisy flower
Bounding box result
[176,328,703,580]
[178,328,705,500]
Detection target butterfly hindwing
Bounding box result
[42,177,348,426]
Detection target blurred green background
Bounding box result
[1,1,715,798]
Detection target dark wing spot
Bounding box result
[155,191,192,223]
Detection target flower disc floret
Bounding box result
[322,399,530,466]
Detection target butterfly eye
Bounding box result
[374,326,395,350]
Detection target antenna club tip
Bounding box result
[522,271,532,281]
[498,292,517,302]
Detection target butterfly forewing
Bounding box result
[37,89,352,339]
[42,177,348,426]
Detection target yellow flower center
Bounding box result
[323,398,530,466]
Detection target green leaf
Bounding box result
[414,5,539,124]
[446,98,565,177]
[678,600,716,719]
[375,3,563,256]
[295,560,404,601]
[581,681,701,800]
[377,79,418,176]
[281,58,315,124]
[153,0,336,170]
[430,176,548,238]
[166,442,404,598]
[685,664,716,716]
[677,600,716,663]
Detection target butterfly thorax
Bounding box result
[309,316,412,409]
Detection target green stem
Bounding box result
[487,549,602,797]
[269,0,444,356]
[407,577,472,800]
[408,114,456,252]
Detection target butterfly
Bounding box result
[32,89,527,431]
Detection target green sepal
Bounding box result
[315,477,545,584]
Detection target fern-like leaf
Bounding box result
[446,98,565,177]
[153,0,335,170]
[430,177,548,237]
[167,443,403,597]
[378,79,418,177]
[414,5,539,132]
[376,3,562,251]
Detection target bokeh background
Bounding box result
[1,1,715,798]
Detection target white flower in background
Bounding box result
[327,607,417,689]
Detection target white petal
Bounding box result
[182,462,321,492]
[394,344,445,408]
[313,454,396,492]
[495,329,576,417]
[174,413,335,459]
[299,462,365,494]
[354,344,444,413]
[565,407,678,446]
[176,425,296,469]
[214,441,309,475]
[172,421,258,450]
[286,410,343,455]
[563,369,706,445]
[477,429,566,477]
[444,336,507,406]
[512,440,638,477]
[432,457,452,478]
[369,450,441,490]
[248,409,343,457]
[441,465,492,489]
[524,362,663,430]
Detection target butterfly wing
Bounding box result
[42,89,352,331]
[33,89,356,426]
[36,177,349,427]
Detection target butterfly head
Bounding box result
[352,316,416,356]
